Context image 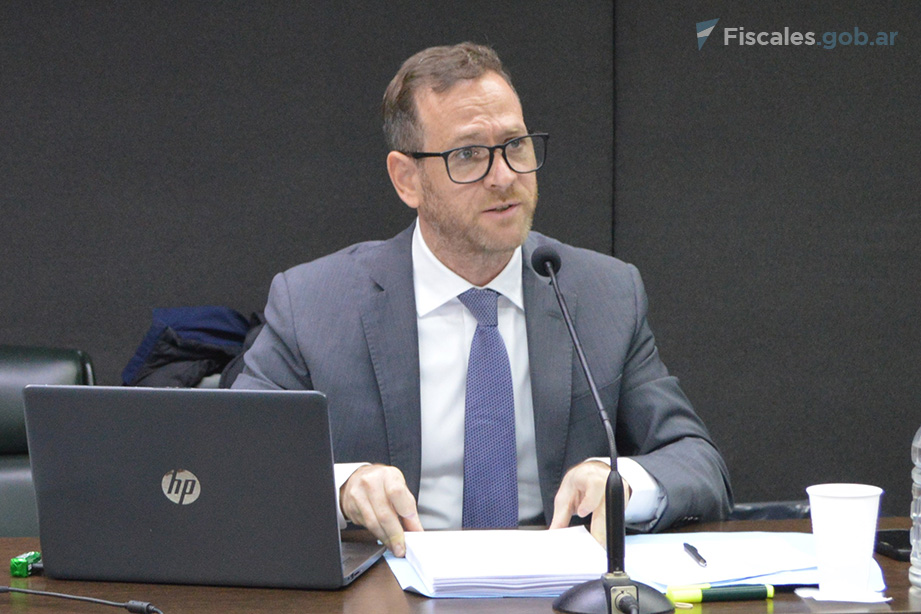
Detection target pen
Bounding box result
[683,542,707,567]
[666,584,775,603]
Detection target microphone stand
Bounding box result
[535,252,673,614]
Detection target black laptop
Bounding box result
[23,385,384,588]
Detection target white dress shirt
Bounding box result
[335,222,663,529]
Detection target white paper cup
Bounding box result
[807,483,883,598]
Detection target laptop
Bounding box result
[22,385,384,589]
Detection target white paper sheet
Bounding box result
[384,528,887,599]
[398,526,605,597]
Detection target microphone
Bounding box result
[530,246,673,614]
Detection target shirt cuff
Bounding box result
[334,462,369,529]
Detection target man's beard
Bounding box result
[418,171,537,258]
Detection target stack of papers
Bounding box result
[398,526,606,597]
[385,527,887,599]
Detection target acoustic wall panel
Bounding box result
[614,2,921,515]
[1,2,613,383]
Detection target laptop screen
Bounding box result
[24,385,380,588]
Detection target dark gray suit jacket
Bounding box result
[234,223,732,530]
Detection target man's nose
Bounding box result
[484,150,517,189]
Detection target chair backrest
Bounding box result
[0,345,95,454]
[728,500,811,521]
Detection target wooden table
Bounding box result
[2,519,918,613]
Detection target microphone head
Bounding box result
[531,245,561,277]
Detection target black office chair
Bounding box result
[729,500,811,521]
[0,345,95,536]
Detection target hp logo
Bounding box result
[161,469,201,505]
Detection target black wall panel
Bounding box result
[614,2,921,515]
[1,2,613,384]
[7,0,915,519]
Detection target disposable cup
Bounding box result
[806,483,882,599]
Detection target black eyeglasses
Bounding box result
[406,133,549,184]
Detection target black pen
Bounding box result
[683,542,707,567]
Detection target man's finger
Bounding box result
[341,464,418,557]
[549,477,578,529]
[371,504,407,556]
[550,460,614,528]
[390,484,424,534]
[402,512,425,533]
[576,471,606,517]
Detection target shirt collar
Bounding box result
[412,220,524,317]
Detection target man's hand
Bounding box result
[548,460,632,546]
[339,464,423,557]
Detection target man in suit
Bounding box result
[234,42,732,557]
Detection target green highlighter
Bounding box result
[10,551,42,577]
[666,583,774,603]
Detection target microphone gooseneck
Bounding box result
[531,246,622,572]
[533,246,673,614]
[531,246,615,464]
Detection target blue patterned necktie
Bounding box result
[457,288,518,529]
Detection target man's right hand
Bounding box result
[339,464,423,557]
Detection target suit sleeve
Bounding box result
[616,264,733,530]
[232,271,314,391]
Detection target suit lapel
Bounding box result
[522,237,575,518]
[359,225,423,496]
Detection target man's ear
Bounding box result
[386,151,422,210]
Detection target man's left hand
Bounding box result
[548,460,632,546]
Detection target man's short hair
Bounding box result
[382,42,516,152]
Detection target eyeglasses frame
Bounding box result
[404,132,549,184]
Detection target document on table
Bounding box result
[384,527,886,599]
[391,526,606,598]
